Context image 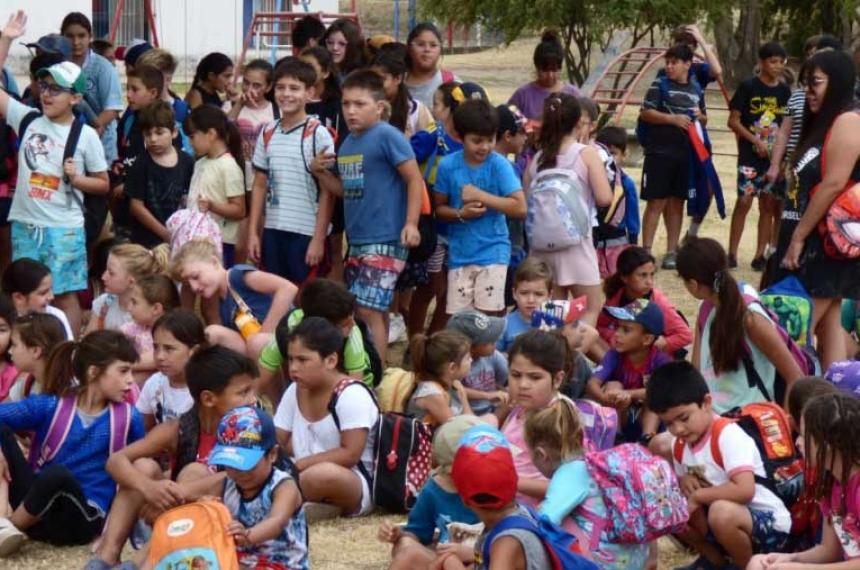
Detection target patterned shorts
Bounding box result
[737,166,786,198]
[748,507,790,553]
[447,264,507,314]
[345,242,408,312]
[11,222,87,294]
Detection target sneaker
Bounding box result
[661,252,677,270]
[751,256,766,272]
[83,560,113,570]
[387,313,407,344]
[728,253,738,269]
[0,517,25,557]
[129,518,152,550]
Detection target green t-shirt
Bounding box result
[258,309,374,387]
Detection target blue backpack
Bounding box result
[481,506,598,570]
[759,276,815,348]
[635,74,703,148]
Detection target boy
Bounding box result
[586,299,670,442]
[291,15,326,55]
[126,100,194,248]
[248,59,338,286]
[639,43,706,270]
[447,309,509,414]
[727,42,790,271]
[647,361,791,568]
[594,126,641,276]
[434,100,527,317]
[497,257,552,353]
[209,406,307,569]
[135,47,190,126]
[116,64,164,171]
[337,69,423,362]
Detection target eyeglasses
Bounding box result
[325,39,348,49]
[806,76,827,91]
[37,81,73,97]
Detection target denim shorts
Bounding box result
[345,242,408,312]
[11,222,87,294]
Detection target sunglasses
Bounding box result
[37,81,74,97]
[805,76,827,91]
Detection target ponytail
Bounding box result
[524,398,584,463]
[410,330,470,386]
[43,331,139,397]
[537,93,581,171]
[185,106,244,170]
[42,341,77,396]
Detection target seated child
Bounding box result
[447,310,509,415]
[497,257,552,353]
[4,313,66,402]
[530,298,594,399]
[0,295,16,401]
[378,415,482,570]
[2,258,74,339]
[407,329,476,426]
[647,361,791,569]
[122,274,181,383]
[587,299,670,443]
[209,406,307,570]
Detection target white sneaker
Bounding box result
[0,517,25,557]
[388,313,407,344]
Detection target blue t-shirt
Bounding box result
[498,310,530,352]
[402,477,479,544]
[463,350,508,415]
[434,151,522,268]
[82,49,124,163]
[220,265,275,332]
[337,121,415,245]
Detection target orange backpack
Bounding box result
[149,500,239,570]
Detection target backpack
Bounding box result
[441,69,456,84]
[635,74,703,148]
[526,144,592,252]
[481,505,598,570]
[574,399,618,452]
[165,208,223,259]
[584,443,688,543]
[28,394,131,471]
[149,500,239,570]
[354,317,383,387]
[375,367,417,413]
[592,142,626,230]
[817,121,860,259]
[329,378,433,512]
[759,276,814,348]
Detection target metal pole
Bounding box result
[270,0,284,65]
[393,0,400,41]
[109,0,126,44]
[407,0,416,32]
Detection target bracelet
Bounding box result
[456,208,464,223]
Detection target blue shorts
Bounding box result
[222,243,235,268]
[737,166,786,198]
[11,222,87,294]
[262,228,314,285]
[748,507,790,553]
[345,242,407,312]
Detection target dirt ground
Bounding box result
[6,39,764,569]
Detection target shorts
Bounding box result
[596,240,630,279]
[748,507,790,553]
[262,228,320,285]
[351,466,374,516]
[345,242,408,312]
[737,166,786,198]
[11,222,87,295]
[0,197,12,227]
[426,241,448,274]
[641,151,689,201]
[447,264,507,314]
[396,260,429,290]
[531,243,601,287]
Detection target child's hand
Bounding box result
[377,520,401,544]
[436,542,474,563]
[227,520,252,547]
[198,194,212,213]
[672,114,692,131]
[63,158,78,184]
[400,222,421,248]
[490,390,509,406]
[305,236,325,266]
[653,336,668,352]
[461,184,483,203]
[678,474,706,498]
[1,10,26,40]
[754,139,769,158]
[459,202,487,220]
[142,479,185,512]
[310,148,337,174]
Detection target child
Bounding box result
[224,59,277,180]
[185,52,234,110]
[209,406,308,569]
[300,46,347,142]
[0,330,144,555]
[586,299,669,443]
[647,361,791,568]
[121,274,180,381]
[184,105,247,267]
[337,69,423,362]
[371,48,434,139]
[273,317,379,516]
[531,299,596,399]
[135,48,190,125]
[498,257,552,353]
[447,310,509,415]
[292,15,326,54]
[136,310,204,430]
[171,238,298,358]
[126,100,195,248]
[247,58,338,285]
[4,314,66,402]
[116,64,165,174]
[0,296,15,401]
[378,415,481,569]
[524,399,651,569]
[407,329,475,425]
[2,258,74,339]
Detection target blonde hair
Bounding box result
[135,274,180,311]
[524,399,583,463]
[136,47,179,74]
[169,239,221,280]
[111,243,169,282]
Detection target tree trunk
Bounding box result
[712,0,761,89]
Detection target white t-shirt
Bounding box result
[90,293,133,331]
[45,305,74,340]
[6,373,40,402]
[672,417,791,533]
[274,382,378,477]
[6,98,108,228]
[136,372,193,424]
[186,154,246,244]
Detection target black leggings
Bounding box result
[0,424,105,545]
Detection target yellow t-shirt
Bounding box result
[187,154,246,244]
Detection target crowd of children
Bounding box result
[0,6,854,570]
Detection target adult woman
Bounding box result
[508,30,580,121]
[776,49,860,368]
[321,19,365,80]
[404,22,457,109]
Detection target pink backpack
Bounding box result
[583,443,688,543]
[166,209,223,259]
[574,399,617,452]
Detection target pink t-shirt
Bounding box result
[502,403,549,508]
[821,471,860,559]
[120,321,153,356]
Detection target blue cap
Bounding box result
[208,406,277,471]
[604,298,665,336]
[123,41,153,66]
[25,34,72,60]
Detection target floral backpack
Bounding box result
[574,399,618,452]
[166,208,223,259]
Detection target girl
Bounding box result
[172,239,297,358]
[121,274,181,382]
[87,243,170,334]
[137,310,205,431]
[5,314,66,402]
[274,317,379,516]
[524,93,613,325]
[406,330,474,426]
[676,237,804,414]
[372,47,434,139]
[185,51,235,110]
[2,258,74,339]
[0,331,144,555]
[525,400,650,569]
[508,30,581,121]
[597,246,692,356]
[321,18,366,79]
[404,22,456,109]
[184,105,247,267]
[749,394,860,569]
[301,46,347,144]
[0,296,15,402]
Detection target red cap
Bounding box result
[451,426,518,509]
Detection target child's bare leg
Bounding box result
[300,462,364,514]
[0,476,11,518]
[390,535,435,570]
[205,325,248,355]
[676,508,727,567]
[708,500,755,567]
[357,306,388,364]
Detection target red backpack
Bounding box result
[816,115,860,259]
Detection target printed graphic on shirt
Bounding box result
[748,97,784,151]
[832,514,860,558]
[339,154,364,200]
[23,132,56,172]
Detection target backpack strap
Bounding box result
[440,69,455,83]
[482,510,562,570]
[23,374,36,398]
[708,416,733,470]
[261,121,279,153]
[327,377,378,485]
[16,110,42,144]
[301,117,322,176]
[696,299,715,335]
[109,401,132,455]
[30,394,77,470]
[672,437,685,464]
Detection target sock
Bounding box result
[687,220,701,237]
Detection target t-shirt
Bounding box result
[561,353,593,400]
[90,293,133,331]
[842,299,860,336]
[252,117,334,236]
[508,82,581,121]
[223,100,277,190]
[306,98,347,150]
[406,381,463,424]
[498,311,531,353]
[7,98,108,228]
[641,76,705,151]
[274,382,379,479]
[672,417,792,534]
[45,305,75,340]
[126,151,195,248]
[434,151,522,268]
[402,476,478,544]
[820,471,860,559]
[337,121,415,245]
[219,265,274,333]
[407,69,460,109]
[502,404,547,509]
[729,77,791,170]
[473,505,553,570]
[82,49,124,163]
[786,89,806,159]
[593,346,672,391]
[186,154,246,244]
[136,372,193,424]
[462,350,508,414]
[5,373,39,402]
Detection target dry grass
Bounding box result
[6,39,761,569]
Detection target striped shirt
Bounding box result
[786,89,806,159]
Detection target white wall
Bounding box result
[0,0,91,72]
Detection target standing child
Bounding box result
[301,47,347,141]
[121,274,180,381]
[497,257,552,353]
[185,52,234,110]
[4,314,66,402]
[2,258,74,339]
[407,329,475,425]
[0,330,144,555]
[135,48,189,126]
[371,48,434,139]
[447,310,509,415]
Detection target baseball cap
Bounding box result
[25,34,72,59]
[451,426,517,509]
[604,298,665,337]
[531,297,588,330]
[36,62,88,95]
[123,41,154,66]
[496,104,528,135]
[451,82,488,105]
[208,406,277,472]
[432,415,483,474]
[447,309,506,345]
